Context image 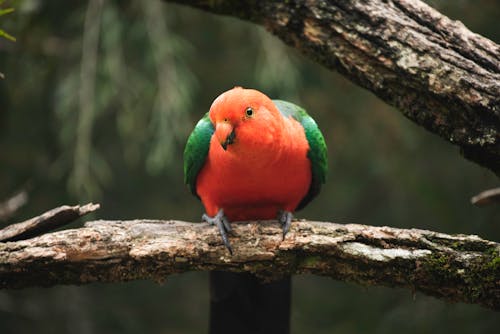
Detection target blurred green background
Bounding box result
[0,0,499,333]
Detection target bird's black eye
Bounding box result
[245,107,253,117]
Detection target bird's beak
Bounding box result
[216,122,236,150]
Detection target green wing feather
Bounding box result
[183,112,214,198]
[273,100,328,210]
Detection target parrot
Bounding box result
[183,87,327,334]
[184,87,327,252]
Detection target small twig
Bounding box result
[471,187,500,206]
[0,190,28,222]
[0,203,100,242]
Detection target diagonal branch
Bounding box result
[0,203,100,242]
[0,218,498,310]
[164,0,500,175]
[471,187,500,206]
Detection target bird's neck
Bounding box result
[233,117,286,159]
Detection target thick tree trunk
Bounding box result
[1,218,498,310]
[165,0,500,175]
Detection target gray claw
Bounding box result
[221,214,232,233]
[278,210,293,240]
[202,209,233,254]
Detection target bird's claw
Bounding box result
[278,210,293,240]
[202,209,233,254]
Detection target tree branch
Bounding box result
[165,0,500,175]
[471,187,500,206]
[0,218,498,310]
[0,203,100,242]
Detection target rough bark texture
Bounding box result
[0,203,99,242]
[165,0,500,175]
[0,219,498,310]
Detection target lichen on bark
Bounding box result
[1,219,498,310]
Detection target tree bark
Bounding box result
[0,218,498,310]
[165,0,500,175]
[0,203,99,242]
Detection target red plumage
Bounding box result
[196,87,311,221]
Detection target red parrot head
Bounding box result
[209,87,282,151]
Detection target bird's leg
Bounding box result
[202,209,233,254]
[277,210,293,240]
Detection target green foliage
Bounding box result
[53,1,197,200]
[0,2,15,42]
[0,1,14,79]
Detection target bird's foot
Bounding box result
[277,210,293,240]
[202,209,233,254]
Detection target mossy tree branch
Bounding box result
[0,217,498,310]
[164,0,500,175]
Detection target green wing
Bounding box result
[183,113,214,198]
[273,100,328,210]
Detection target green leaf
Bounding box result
[0,4,15,42]
[0,7,14,16]
[0,28,15,41]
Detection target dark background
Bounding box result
[0,0,499,333]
